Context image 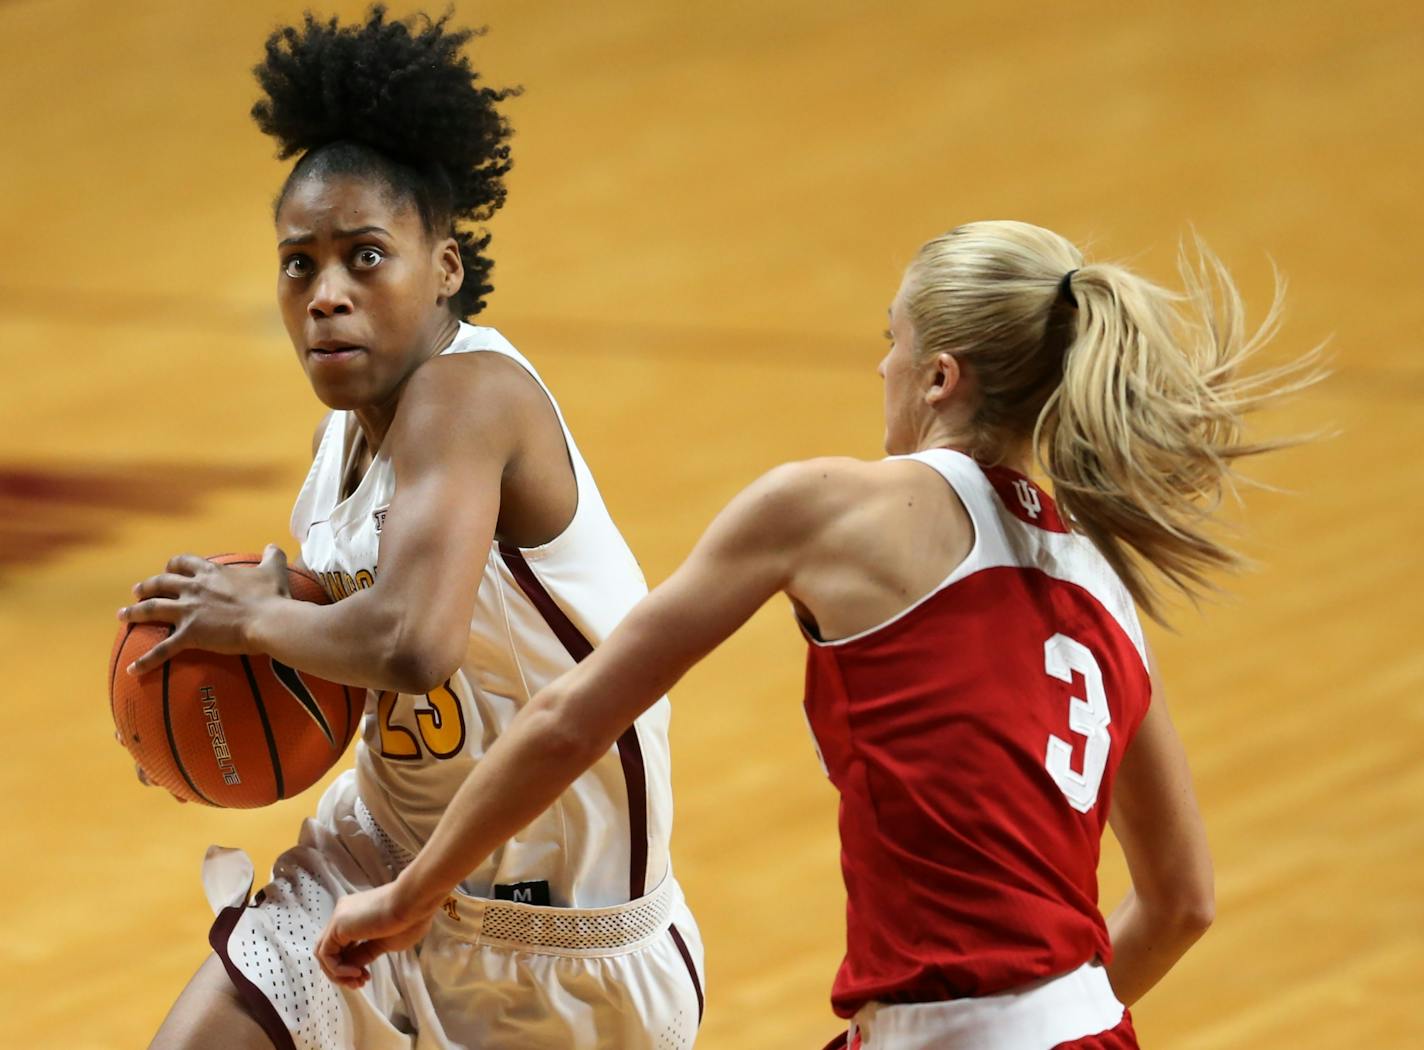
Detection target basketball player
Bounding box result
[117,9,703,1049]
[312,222,1320,1049]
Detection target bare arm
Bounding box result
[314,459,849,983]
[1104,657,1214,1005]
[120,354,532,693]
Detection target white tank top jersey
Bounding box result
[290,323,672,910]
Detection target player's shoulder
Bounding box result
[753,456,882,507]
[762,454,951,503]
[399,337,549,430]
[730,457,914,542]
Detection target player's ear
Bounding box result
[925,352,961,406]
[435,237,463,305]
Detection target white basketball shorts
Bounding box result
[202,770,705,1050]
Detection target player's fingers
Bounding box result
[166,553,210,575]
[261,544,292,596]
[135,762,153,786]
[340,938,391,971]
[328,970,368,990]
[316,932,367,983]
[118,597,181,626]
[132,573,190,600]
[127,628,191,675]
[314,933,341,980]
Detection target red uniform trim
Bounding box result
[1054,1009,1138,1048]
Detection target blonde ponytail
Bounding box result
[905,222,1323,624]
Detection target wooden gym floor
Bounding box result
[1,1,1419,1046]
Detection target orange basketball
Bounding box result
[109,553,361,807]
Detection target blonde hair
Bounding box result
[904,220,1322,623]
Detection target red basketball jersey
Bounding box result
[801,449,1151,1018]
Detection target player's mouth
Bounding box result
[307,342,367,362]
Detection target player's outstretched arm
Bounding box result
[315,459,850,986]
[1104,657,1215,1005]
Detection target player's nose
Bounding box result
[308,271,354,319]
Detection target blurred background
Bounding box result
[1,1,1420,1046]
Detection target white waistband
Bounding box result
[433,872,678,957]
[853,962,1125,1050]
[356,792,679,956]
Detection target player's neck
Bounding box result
[915,427,1034,477]
[351,318,462,453]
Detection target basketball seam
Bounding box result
[239,654,285,802]
[109,622,135,727]
[288,564,323,587]
[161,631,214,806]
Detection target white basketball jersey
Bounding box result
[290,324,672,909]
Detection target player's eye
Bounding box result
[883,328,894,344]
[281,255,312,279]
[352,247,384,270]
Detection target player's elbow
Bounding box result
[1175,888,1215,937]
[1149,878,1215,941]
[382,624,467,695]
[527,675,613,767]
[1175,853,1215,936]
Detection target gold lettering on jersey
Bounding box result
[316,567,378,602]
[200,685,241,785]
[442,897,461,922]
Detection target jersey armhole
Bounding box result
[447,346,585,555]
[805,453,984,648]
[895,451,985,586]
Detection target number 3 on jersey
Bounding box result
[376,681,467,760]
[1043,633,1111,813]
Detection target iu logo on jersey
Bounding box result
[1012,478,1042,520]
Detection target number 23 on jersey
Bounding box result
[375,681,468,760]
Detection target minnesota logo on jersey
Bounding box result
[316,566,377,602]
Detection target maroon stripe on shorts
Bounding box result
[498,542,649,900]
[209,904,298,1050]
[669,922,704,1025]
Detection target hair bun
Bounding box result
[252,5,516,224]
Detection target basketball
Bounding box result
[109,553,361,807]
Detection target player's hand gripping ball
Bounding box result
[110,551,360,807]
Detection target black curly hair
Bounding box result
[252,6,517,318]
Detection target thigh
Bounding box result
[150,954,274,1050]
